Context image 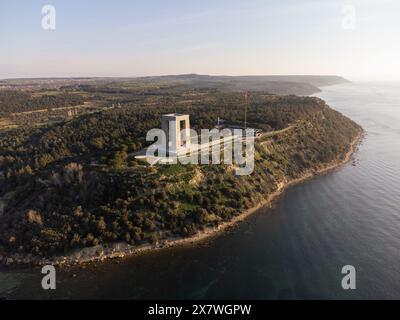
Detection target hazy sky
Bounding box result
[1,0,400,80]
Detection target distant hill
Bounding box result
[148,74,349,86]
[226,75,349,87]
[138,74,349,95]
[0,74,349,96]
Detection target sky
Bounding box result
[1,0,400,80]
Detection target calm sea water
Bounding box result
[1,82,400,299]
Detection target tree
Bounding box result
[110,150,128,168]
[96,218,107,234]
[194,208,209,224]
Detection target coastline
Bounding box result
[0,128,364,267]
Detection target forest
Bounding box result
[0,78,361,260]
[0,90,85,115]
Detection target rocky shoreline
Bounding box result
[0,129,364,267]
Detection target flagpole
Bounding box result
[244,90,248,131]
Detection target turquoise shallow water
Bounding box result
[1,82,400,299]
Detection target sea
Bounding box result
[1,81,400,299]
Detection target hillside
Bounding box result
[0,85,361,264]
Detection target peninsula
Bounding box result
[0,75,361,265]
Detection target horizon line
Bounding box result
[0,73,348,81]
